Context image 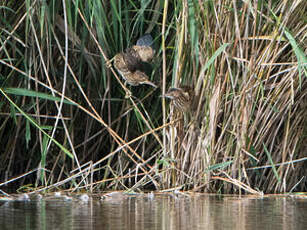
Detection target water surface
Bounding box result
[0,193,306,230]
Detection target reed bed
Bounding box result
[0,0,306,194]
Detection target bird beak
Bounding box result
[160,94,173,99]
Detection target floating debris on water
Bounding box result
[79,194,89,202]
[148,192,154,200]
[54,192,61,197]
[17,193,30,201]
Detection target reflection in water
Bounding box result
[0,193,306,230]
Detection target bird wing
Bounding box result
[123,48,142,72]
[133,71,157,88]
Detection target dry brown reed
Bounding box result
[0,0,306,194]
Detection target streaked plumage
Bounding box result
[164,86,194,112]
[122,70,157,88]
[113,34,156,88]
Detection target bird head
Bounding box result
[163,86,193,111]
[164,88,190,100]
[132,45,155,63]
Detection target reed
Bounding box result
[0,0,306,194]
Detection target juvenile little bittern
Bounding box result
[113,34,157,88]
[164,86,195,150]
[163,86,194,112]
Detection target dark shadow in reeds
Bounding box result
[0,0,306,194]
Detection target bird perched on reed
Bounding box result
[163,86,194,112]
[113,34,157,88]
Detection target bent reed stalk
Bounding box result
[0,0,306,194]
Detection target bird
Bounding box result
[113,34,157,88]
[163,86,194,112]
[164,86,195,152]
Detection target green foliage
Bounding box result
[0,0,306,194]
[3,88,75,105]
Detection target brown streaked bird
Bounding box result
[113,34,157,88]
[164,86,194,112]
[122,70,157,88]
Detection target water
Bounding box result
[0,193,306,230]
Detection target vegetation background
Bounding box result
[0,0,306,194]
